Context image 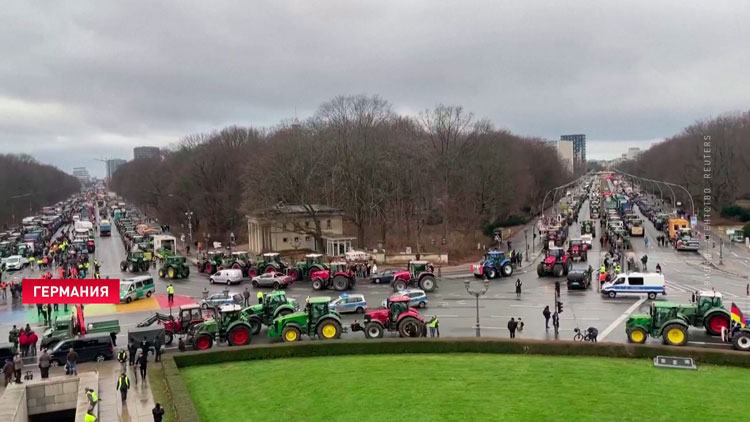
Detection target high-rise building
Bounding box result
[627,147,641,160]
[544,139,574,172]
[133,146,161,160]
[72,167,90,184]
[561,133,586,164]
[106,159,127,181]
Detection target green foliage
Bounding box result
[483,215,529,237]
[722,206,750,222]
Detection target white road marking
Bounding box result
[731,252,739,257]
[735,260,750,269]
[434,314,459,318]
[599,297,646,341]
[509,304,545,308]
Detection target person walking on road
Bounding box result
[507,317,518,338]
[552,311,560,335]
[86,387,99,412]
[641,255,648,272]
[243,288,250,307]
[517,317,524,333]
[67,348,78,376]
[117,372,130,404]
[655,263,662,274]
[153,403,166,422]
[117,348,128,373]
[38,348,51,379]
[128,342,137,367]
[166,284,174,304]
[257,291,263,304]
[8,325,18,350]
[644,236,649,248]
[543,306,551,330]
[515,279,522,297]
[137,350,148,384]
[13,354,23,384]
[3,359,13,387]
[428,316,440,337]
[154,339,162,363]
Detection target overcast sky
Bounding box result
[1,1,748,176]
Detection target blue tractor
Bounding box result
[475,250,514,279]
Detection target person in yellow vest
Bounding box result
[615,264,621,274]
[600,264,606,274]
[29,256,36,271]
[85,410,96,422]
[257,291,263,304]
[428,316,440,337]
[166,284,174,304]
[85,387,98,412]
[117,371,130,404]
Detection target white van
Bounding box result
[210,269,243,285]
[601,272,665,299]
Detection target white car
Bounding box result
[382,289,428,309]
[209,269,243,285]
[1,255,24,271]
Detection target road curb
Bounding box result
[686,260,748,279]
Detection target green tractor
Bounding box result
[223,251,254,276]
[189,304,253,350]
[197,251,226,275]
[287,253,328,281]
[249,252,288,277]
[268,296,344,342]
[158,255,190,279]
[120,251,150,273]
[581,220,596,237]
[626,291,731,346]
[242,290,298,334]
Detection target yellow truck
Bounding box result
[668,218,690,241]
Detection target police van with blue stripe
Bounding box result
[601,272,665,300]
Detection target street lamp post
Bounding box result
[524,229,529,262]
[464,278,491,337]
[185,210,193,243]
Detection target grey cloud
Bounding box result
[1,0,747,175]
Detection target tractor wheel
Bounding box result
[141,262,150,272]
[393,280,407,292]
[248,267,258,278]
[228,325,251,346]
[288,269,299,281]
[732,331,750,351]
[120,261,127,271]
[627,327,647,344]
[419,275,436,292]
[205,264,213,275]
[281,325,301,342]
[128,262,136,272]
[364,322,384,339]
[536,263,545,277]
[265,266,276,274]
[333,275,349,291]
[164,331,174,346]
[553,264,564,277]
[158,268,165,278]
[168,267,176,279]
[317,319,342,340]
[312,278,323,290]
[181,267,190,278]
[218,266,225,272]
[704,313,730,336]
[662,324,688,346]
[198,262,205,273]
[194,334,213,350]
[276,308,293,318]
[502,263,513,277]
[248,317,262,335]
[487,268,497,279]
[398,316,422,338]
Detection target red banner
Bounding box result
[22,279,120,304]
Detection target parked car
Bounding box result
[1,255,23,271]
[251,272,293,289]
[566,269,591,290]
[0,343,16,363]
[49,334,114,366]
[381,288,428,308]
[200,291,243,309]
[369,269,398,284]
[210,269,243,285]
[329,293,367,314]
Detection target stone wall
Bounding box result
[26,378,78,415]
[0,372,99,422]
[0,383,28,422]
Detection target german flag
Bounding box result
[730,302,747,328]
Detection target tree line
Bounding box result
[618,111,750,217]
[111,95,571,254]
[0,154,81,228]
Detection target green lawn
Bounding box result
[181,354,750,421]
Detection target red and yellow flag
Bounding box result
[730,302,747,328]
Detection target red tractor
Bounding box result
[391,261,437,292]
[351,294,424,338]
[536,247,572,277]
[136,304,209,345]
[568,239,588,262]
[310,261,356,291]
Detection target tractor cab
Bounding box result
[177,304,205,327]
[232,251,251,263]
[569,239,586,253]
[305,253,324,267]
[409,261,433,278]
[386,295,411,323]
[219,304,244,325]
[208,251,226,261]
[650,302,679,330]
[484,250,506,265]
[305,297,333,324]
[262,252,283,265]
[263,291,292,315]
[546,247,565,262]
[329,261,349,274]
[165,255,186,267]
[131,251,145,261]
[696,291,723,313]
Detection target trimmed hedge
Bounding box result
[164,338,750,421]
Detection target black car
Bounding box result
[0,342,16,363]
[566,269,591,290]
[369,269,398,284]
[49,334,114,366]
